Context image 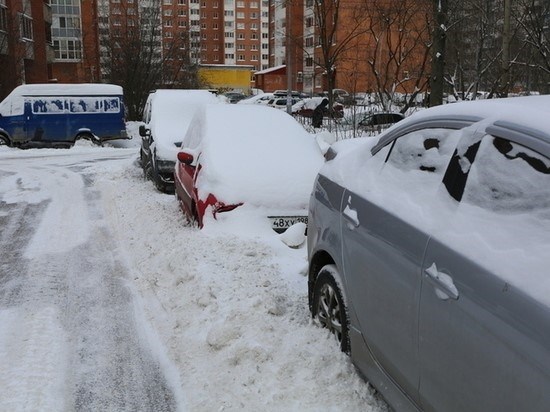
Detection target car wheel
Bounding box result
[151,157,174,194]
[0,134,9,146]
[312,265,350,353]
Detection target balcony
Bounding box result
[43,2,52,24]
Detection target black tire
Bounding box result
[0,134,9,146]
[76,132,101,146]
[151,160,174,194]
[312,265,350,353]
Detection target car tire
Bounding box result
[151,156,174,194]
[0,134,9,146]
[312,265,350,353]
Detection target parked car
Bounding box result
[237,93,274,105]
[174,104,324,232]
[223,92,247,103]
[308,95,550,411]
[338,111,404,136]
[292,97,344,119]
[0,83,127,148]
[139,89,221,193]
[267,97,303,110]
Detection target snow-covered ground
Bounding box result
[0,140,388,411]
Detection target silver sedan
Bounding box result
[307,95,550,411]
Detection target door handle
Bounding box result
[342,204,359,229]
[424,263,459,300]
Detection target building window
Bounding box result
[53,39,82,60]
[305,36,313,47]
[225,42,234,48]
[306,17,314,28]
[237,12,244,19]
[0,3,7,33]
[225,53,234,59]
[225,10,234,16]
[20,14,33,40]
[238,54,245,61]
[306,57,313,67]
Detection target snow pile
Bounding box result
[92,154,387,411]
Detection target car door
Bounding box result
[340,127,463,404]
[418,132,550,411]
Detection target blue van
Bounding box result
[0,83,128,147]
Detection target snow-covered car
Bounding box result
[267,97,303,110]
[139,89,221,193]
[237,93,274,105]
[308,95,550,411]
[174,104,324,232]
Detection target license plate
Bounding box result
[269,215,308,233]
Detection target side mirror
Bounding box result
[139,124,149,137]
[177,151,194,165]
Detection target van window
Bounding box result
[69,97,102,113]
[103,98,120,113]
[0,97,24,116]
[32,98,66,114]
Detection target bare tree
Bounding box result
[361,0,432,113]
[429,0,448,106]
[514,0,550,92]
[99,0,202,120]
[312,0,371,108]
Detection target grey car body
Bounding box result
[307,95,550,411]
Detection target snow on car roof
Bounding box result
[6,83,123,97]
[183,104,324,209]
[397,95,550,140]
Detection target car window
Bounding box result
[433,134,550,304]
[386,128,461,176]
[462,135,550,214]
[345,128,462,232]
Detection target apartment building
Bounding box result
[50,0,100,83]
[0,0,54,99]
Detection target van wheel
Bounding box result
[77,133,101,146]
[0,134,9,146]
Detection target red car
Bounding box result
[174,104,325,231]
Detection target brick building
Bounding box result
[0,0,54,99]
[1,0,432,101]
